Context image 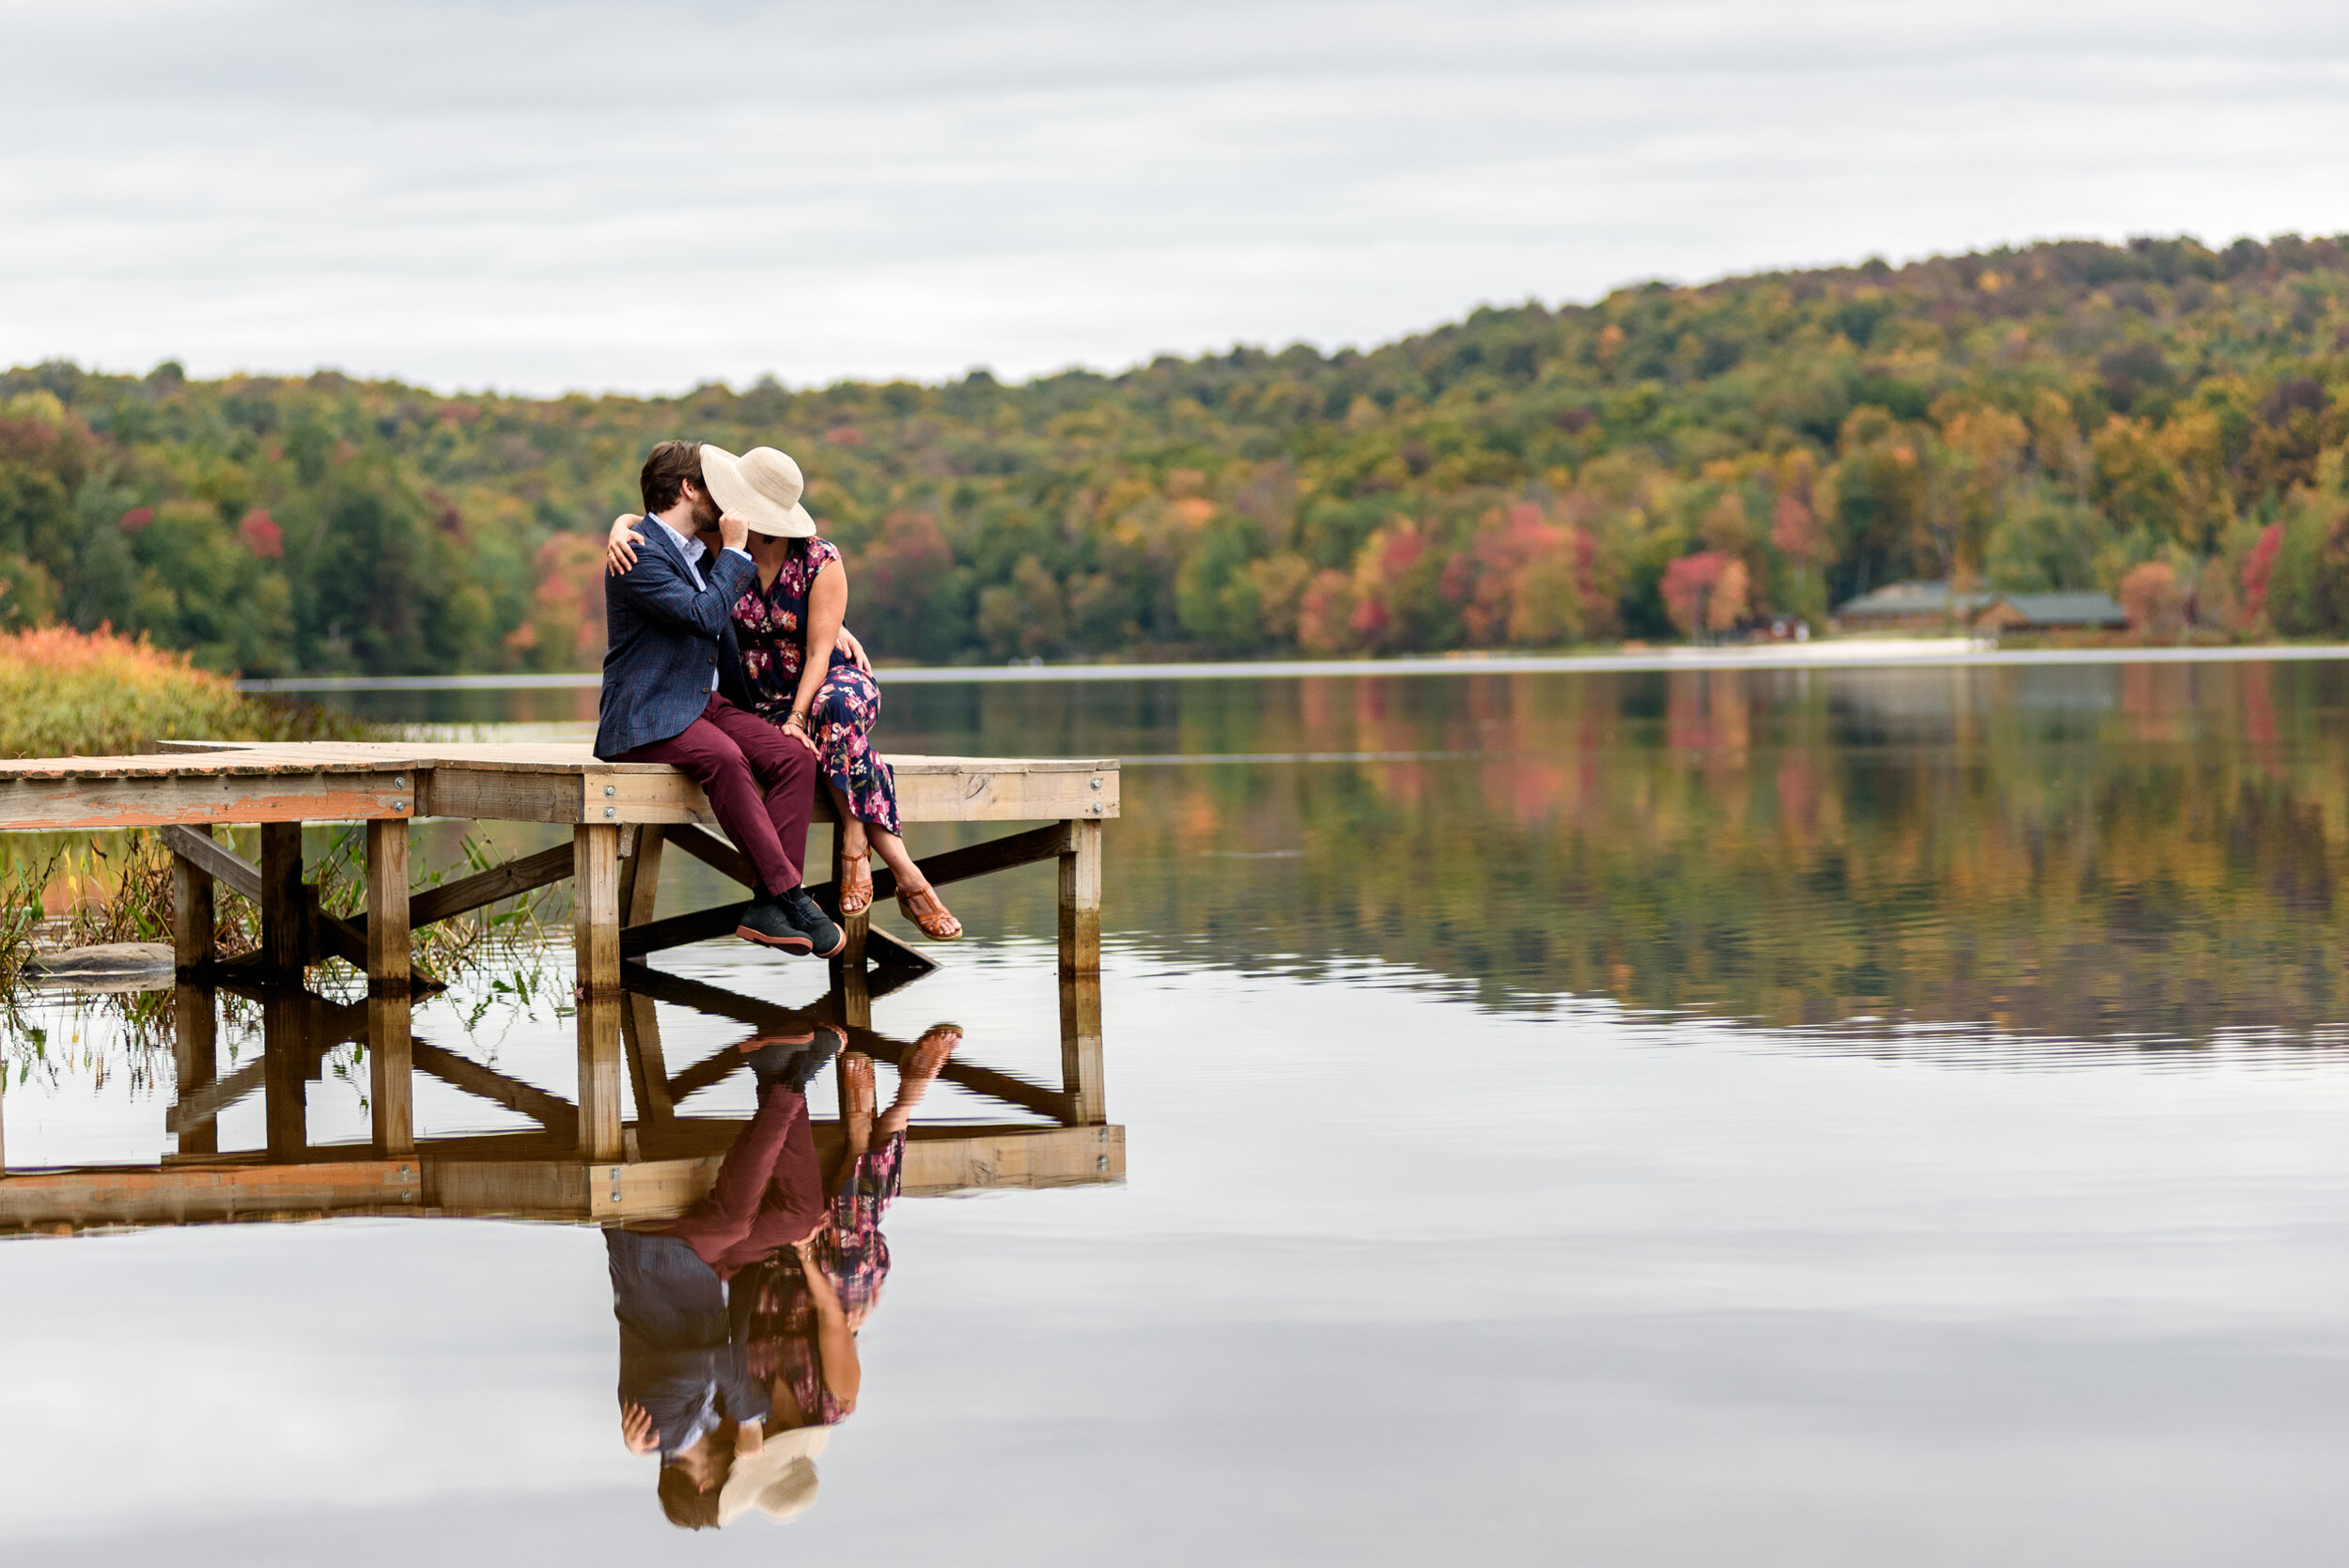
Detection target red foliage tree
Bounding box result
[1660,551,1749,639]
[2240,522,2284,624]
[237,509,284,559]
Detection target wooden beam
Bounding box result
[0,769,414,831]
[618,900,749,957]
[172,831,439,991]
[167,1030,350,1136]
[409,1040,578,1137]
[404,843,574,930]
[599,756,1117,826]
[310,897,367,969]
[662,822,754,887]
[863,820,1074,906]
[621,992,675,1128]
[0,1160,421,1233]
[161,823,263,904]
[625,963,1075,1123]
[616,824,1068,959]
[864,924,939,978]
[666,819,1070,905]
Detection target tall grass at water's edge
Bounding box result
[0,629,565,997]
[0,625,374,759]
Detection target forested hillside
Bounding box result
[5,233,2348,675]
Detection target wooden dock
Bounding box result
[0,740,1120,1233]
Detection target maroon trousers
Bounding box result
[621,693,816,896]
[657,1083,824,1282]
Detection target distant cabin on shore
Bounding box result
[1834,581,2128,634]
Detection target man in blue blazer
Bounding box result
[597,441,841,956]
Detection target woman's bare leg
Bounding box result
[863,825,925,891]
[825,783,870,862]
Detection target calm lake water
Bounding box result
[7,660,2349,1564]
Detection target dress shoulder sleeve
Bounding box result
[811,537,843,572]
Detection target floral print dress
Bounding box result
[738,1132,904,1429]
[729,537,901,834]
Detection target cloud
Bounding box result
[3,0,2346,393]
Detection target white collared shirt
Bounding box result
[648,512,751,690]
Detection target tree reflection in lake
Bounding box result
[885,657,2349,1048]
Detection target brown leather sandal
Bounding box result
[904,1024,962,1079]
[838,848,874,916]
[895,880,962,940]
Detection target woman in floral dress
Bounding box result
[607,453,960,939]
[738,1025,960,1439]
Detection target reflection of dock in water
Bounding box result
[0,962,1119,1234]
[0,739,1119,1235]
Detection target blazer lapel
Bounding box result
[645,518,705,587]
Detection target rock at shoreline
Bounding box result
[23,942,177,991]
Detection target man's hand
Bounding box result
[718,510,751,552]
[835,626,872,674]
[605,515,646,577]
[621,1402,659,1453]
[734,1418,764,1458]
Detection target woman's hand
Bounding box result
[835,626,872,673]
[781,711,820,757]
[621,1401,659,1453]
[604,515,646,577]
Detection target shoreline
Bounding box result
[237,639,2349,692]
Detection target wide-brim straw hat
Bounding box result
[700,443,817,537]
[715,1426,829,1527]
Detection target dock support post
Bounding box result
[573,824,625,1162]
[1055,817,1104,1125]
[1059,973,1106,1126]
[173,984,219,1157]
[830,821,872,1031]
[368,994,415,1156]
[576,995,625,1162]
[261,995,307,1161]
[366,819,411,993]
[170,827,216,975]
[259,823,305,982]
[1057,818,1102,976]
[365,818,414,1154]
[574,824,622,995]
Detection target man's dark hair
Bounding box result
[658,1464,721,1530]
[640,440,705,517]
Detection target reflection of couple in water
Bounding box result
[605,1021,961,1529]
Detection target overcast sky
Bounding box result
[5,0,2347,396]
